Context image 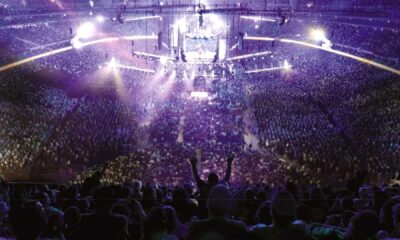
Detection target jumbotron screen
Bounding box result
[184,36,219,62]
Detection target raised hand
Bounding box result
[227,153,235,163]
[190,155,198,166]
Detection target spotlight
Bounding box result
[160,56,168,65]
[96,15,105,23]
[310,28,332,48]
[283,60,291,70]
[77,22,95,39]
[70,37,83,49]
[108,57,117,68]
[310,28,326,41]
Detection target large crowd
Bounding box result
[1,161,400,239]
[0,5,400,239]
[0,10,399,184]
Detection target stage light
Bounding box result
[190,91,209,100]
[89,0,94,7]
[70,37,83,49]
[108,57,117,68]
[96,15,105,23]
[124,16,161,22]
[322,40,332,49]
[309,28,332,48]
[310,28,326,41]
[77,22,95,39]
[283,60,291,70]
[240,16,276,22]
[160,56,168,65]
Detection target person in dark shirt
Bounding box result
[72,186,128,240]
[190,153,234,201]
[187,184,248,240]
[250,191,308,240]
[343,209,379,240]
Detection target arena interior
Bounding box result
[0,0,400,239]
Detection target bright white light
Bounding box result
[227,50,272,61]
[89,0,94,7]
[240,16,276,22]
[124,16,161,22]
[116,63,155,73]
[191,69,196,80]
[310,28,332,48]
[322,40,332,49]
[108,57,117,68]
[77,22,95,39]
[190,91,209,99]
[89,11,93,16]
[310,28,326,41]
[159,56,168,65]
[255,25,259,29]
[283,60,291,70]
[132,51,174,60]
[96,15,105,23]
[70,37,83,49]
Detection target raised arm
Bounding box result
[190,156,203,186]
[224,154,234,183]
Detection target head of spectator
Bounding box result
[77,198,90,214]
[164,205,178,234]
[392,204,400,231]
[359,187,369,200]
[207,184,231,217]
[142,206,169,240]
[379,200,396,232]
[373,190,388,212]
[64,206,81,230]
[255,201,272,225]
[271,190,295,227]
[207,173,219,186]
[44,211,64,238]
[13,202,47,240]
[92,186,116,213]
[344,209,380,240]
[295,203,311,224]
